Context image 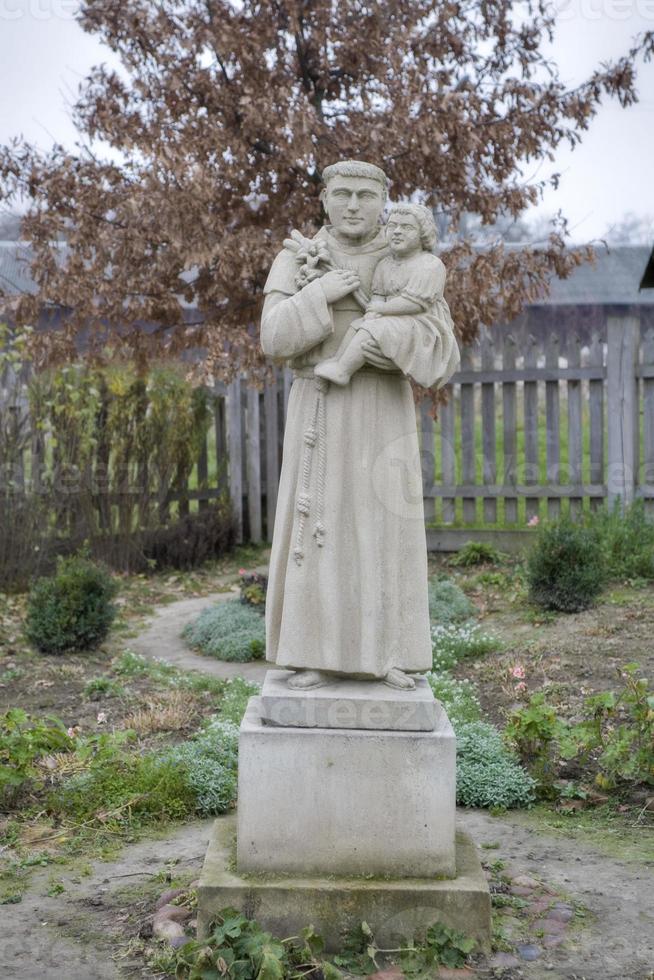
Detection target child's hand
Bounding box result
[366,301,386,315]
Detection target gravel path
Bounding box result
[129,589,269,684]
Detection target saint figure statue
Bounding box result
[261,160,459,691]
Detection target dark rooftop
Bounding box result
[2,241,653,308]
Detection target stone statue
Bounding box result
[261,160,460,691]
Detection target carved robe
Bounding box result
[261,226,459,679]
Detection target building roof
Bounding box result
[536,244,654,306]
[639,245,654,290]
[2,240,653,308]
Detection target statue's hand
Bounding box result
[360,336,397,371]
[319,269,361,303]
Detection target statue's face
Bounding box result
[386,213,421,256]
[321,176,385,242]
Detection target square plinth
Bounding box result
[237,697,456,878]
[260,669,439,731]
[198,815,491,953]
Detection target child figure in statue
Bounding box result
[314,203,456,389]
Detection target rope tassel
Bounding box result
[293,378,328,565]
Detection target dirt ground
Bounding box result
[1,808,652,979]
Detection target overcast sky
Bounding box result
[0,0,652,243]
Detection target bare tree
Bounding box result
[0,0,651,380]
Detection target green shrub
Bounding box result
[426,673,481,727]
[428,577,475,624]
[217,676,260,726]
[164,720,239,816]
[51,719,240,826]
[527,518,606,612]
[140,500,236,571]
[182,599,265,662]
[25,555,118,654]
[49,752,197,825]
[450,541,504,567]
[431,622,501,671]
[586,500,654,581]
[112,649,153,677]
[1,709,73,801]
[504,693,566,794]
[171,910,475,980]
[239,570,268,607]
[456,722,535,809]
[566,665,654,788]
[83,676,125,700]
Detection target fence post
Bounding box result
[607,314,639,510]
[246,385,262,543]
[227,376,243,541]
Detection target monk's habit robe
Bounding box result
[261,227,460,679]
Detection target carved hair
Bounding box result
[388,203,438,251]
[321,160,389,199]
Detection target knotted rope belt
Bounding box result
[292,376,328,565]
[291,366,403,566]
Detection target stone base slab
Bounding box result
[260,669,439,731]
[198,815,491,953]
[237,697,456,877]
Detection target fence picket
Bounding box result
[227,376,243,541]
[246,386,262,543]
[420,400,436,523]
[481,333,496,524]
[440,394,456,524]
[588,333,605,513]
[545,333,561,520]
[524,335,540,522]
[502,334,518,524]
[567,334,583,518]
[264,375,280,540]
[642,329,654,519]
[460,346,476,524]
[197,435,209,512]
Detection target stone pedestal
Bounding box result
[198,670,491,952]
[198,816,492,953]
[238,693,456,877]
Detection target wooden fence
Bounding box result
[215,313,654,543]
[2,313,652,548]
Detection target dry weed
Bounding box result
[122,690,199,734]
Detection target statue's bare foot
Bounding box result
[287,669,329,690]
[383,667,416,690]
[314,359,350,386]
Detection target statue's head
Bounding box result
[320,160,388,243]
[386,203,437,254]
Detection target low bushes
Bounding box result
[527,518,606,612]
[427,673,481,727]
[450,541,504,567]
[428,576,475,624]
[140,501,237,571]
[49,683,259,827]
[25,555,118,655]
[431,622,501,672]
[456,722,536,809]
[182,599,265,662]
[427,614,533,810]
[586,500,654,581]
[506,665,654,795]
